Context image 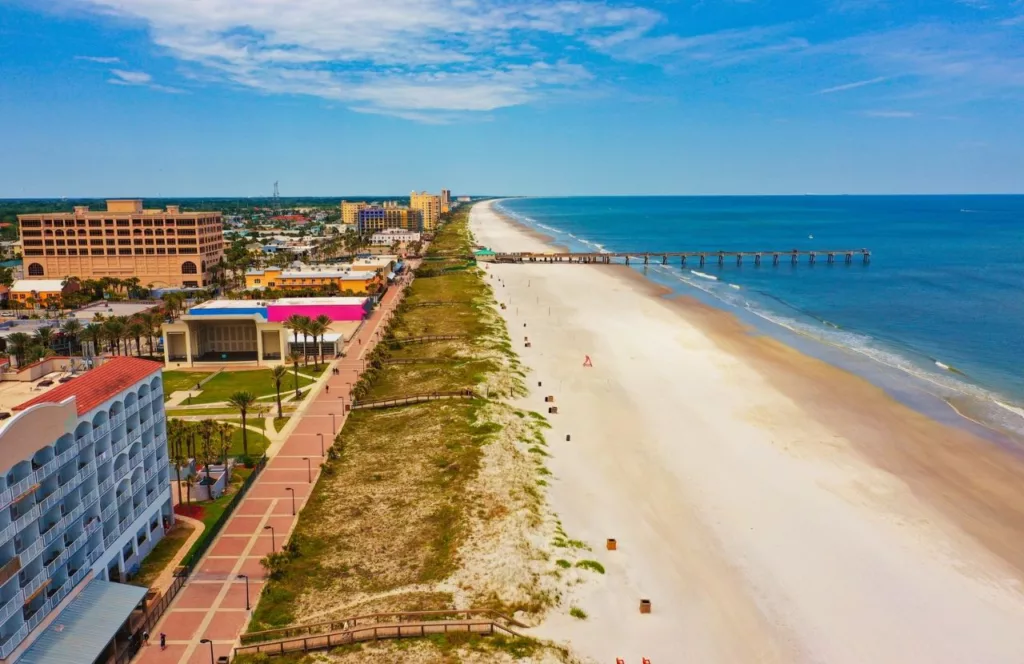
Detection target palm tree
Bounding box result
[289,352,302,399]
[61,318,82,355]
[33,327,55,353]
[80,323,103,359]
[169,422,187,506]
[199,420,216,483]
[227,391,257,457]
[103,319,126,355]
[283,314,307,363]
[6,332,31,367]
[137,312,159,357]
[270,365,288,418]
[314,314,332,366]
[307,320,326,370]
[127,321,146,356]
[184,474,195,506]
[217,422,233,482]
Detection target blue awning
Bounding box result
[18,579,147,664]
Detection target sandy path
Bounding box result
[472,200,1024,664]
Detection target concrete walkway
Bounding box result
[135,281,409,664]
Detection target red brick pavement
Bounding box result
[135,281,409,663]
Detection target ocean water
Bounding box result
[496,196,1024,440]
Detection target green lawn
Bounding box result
[273,416,290,433]
[180,368,318,405]
[129,520,196,588]
[161,371,208,397]
[227,425,271,457]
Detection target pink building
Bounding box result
[266,297,371,323]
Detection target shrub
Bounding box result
[575,560,605,574]
[569,606,588,620]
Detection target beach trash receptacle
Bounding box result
[545,396,554,402]
[548,406,558,414]
[566,434,571,441]
[640,599,651,614]
[525,342,532,348]
[607,538,617,550]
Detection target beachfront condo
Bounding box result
[340,201,368,226]
[0,357,173,661]
[441,189,451,213]
[410,191,441,231]
[356,206,424,234]
[18,199,225,288]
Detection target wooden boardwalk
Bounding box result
[494,249,872,266]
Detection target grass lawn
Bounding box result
[162,371,208,397]
[129,520,196,589]
[273,416,290,433]
[176,466,253,565]
[188,369,317,405]
[227,425,270,457]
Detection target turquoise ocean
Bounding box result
[495,196,1024,444]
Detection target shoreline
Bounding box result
[473,199,1024,663]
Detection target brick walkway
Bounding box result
[136,282,408,664]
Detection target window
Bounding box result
[181,261,197,274]
[27,263,44,276]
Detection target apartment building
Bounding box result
[356,206,423,234]
[0,357,171,660]
[370,228,421,246]
[441,189,451,214]
[244,265,383,294]
[409,192,441,231]
[340,201,368,226]
[18,199,224,288]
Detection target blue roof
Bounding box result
[19,580,147,664]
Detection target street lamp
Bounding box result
[331,412,337,435]
[264,525,276,553]
[199,638,214,664]
[237,574,250,611]
[285,487,296,515]
[316,432,324,457]
[302,456,312,482]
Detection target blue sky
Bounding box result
[1,0,1023,197]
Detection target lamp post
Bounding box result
[237,574,250,611]
[331,412,337,435]
[264,525,276,553]
[200,638,214,664]
[302,457,312,483]
[316,432,324,457]
[285,487,295,515]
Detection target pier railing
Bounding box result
[493,249,871,266]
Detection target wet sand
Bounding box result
[474,199,1024,664]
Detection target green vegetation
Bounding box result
[575,560,606,574]
[555,559,572,569]
[273,416,291,433]
[249,205,543,637]
[227,425,270,457]
[569,606,588,620]
[168,368,316,405]
[129,521,195,588]
[161,371,209,396]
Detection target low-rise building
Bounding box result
[0,357,171,660]
[162,297,370,365]
[244,265,382,294]
[370,229,421,246]
[9,279,80,309]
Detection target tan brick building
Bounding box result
[410,191,441,231]
[18,199,224,288]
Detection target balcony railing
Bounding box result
[110,412,126,427]
[75,435,90,452]
[0,624,29,659]
[0,588,24,628]
[0,504,41,546]
[95,449,112,466]
[53,447,78,472]
[91,422,111,443]
[133,503,147,521]
[125,402,139,417]
[44,549,70,578]
[97,477,115,497]
[102,530,120,549]
[17,538,44,565]
[26,595,53,632]
[21,568,46,600]
[88,546,103,565]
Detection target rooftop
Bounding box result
[273,296,369,306]
[11,279,67,293]
[190,299,269,311]
[13,356,162,416]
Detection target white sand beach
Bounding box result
[471,200,1024,664]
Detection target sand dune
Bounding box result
[471,199,1024,664]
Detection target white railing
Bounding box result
[125,402,139,417]
[100,503,116,523]
[36,489,62,516]
[44,549,70,578]
[85,518,101,537]
[80,460,97,480]
[96,477,114,497]
[1,504,42,545]
[133,504,147,521]
[102,530,119,549]
[0,589,24,628]
[21,568,46,599]
[110,436,129,457]
[95,449,111,467]
[53,447,77,471]
[144,467,157,482]
[26,596,52,632]
[110,412,126,427]
[0,487,12,511]
[3,476,33,506]
[88,547,103,564]
[127,428,142,445]
[18,538,44,565]
[91,422,110,442]
[0,624,29,659]
[0,523,14,546]
[75,435,91,452]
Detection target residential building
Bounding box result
[9,279,80,309]
[410,192,441,231]
[441,189,451,214]
[18,200,224,288]
[162,297,371,364]
[356,206,423,234]
[340,201,368,225]
[370,229,421,246]
[0,357,171,660]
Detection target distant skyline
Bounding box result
[1,1,1023,197]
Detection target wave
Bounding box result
[996,401,1024,421]
[690,270,718,281]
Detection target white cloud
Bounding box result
[108,68,185,93]
[815,76,888,94]
[75,55,121,63]
[60,0,659,119]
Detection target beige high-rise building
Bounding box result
[441,189,451,213]
[18,199,224,288]
[410,191,441,231]
[340,200,368,225]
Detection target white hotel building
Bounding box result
[0,357,173,662]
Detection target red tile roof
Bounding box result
[13,357,162,416]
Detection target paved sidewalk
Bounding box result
[136,284,407,664]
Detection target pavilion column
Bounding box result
[256,327,264,365]
[184,324,193,367]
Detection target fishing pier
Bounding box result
[492,249,871,267]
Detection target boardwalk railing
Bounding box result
[495,249,872,266]
[381,358,459,366]
[351,390,477,410]
[391,334,466,346]
[241,609,526,645]
[406,300,463,307]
